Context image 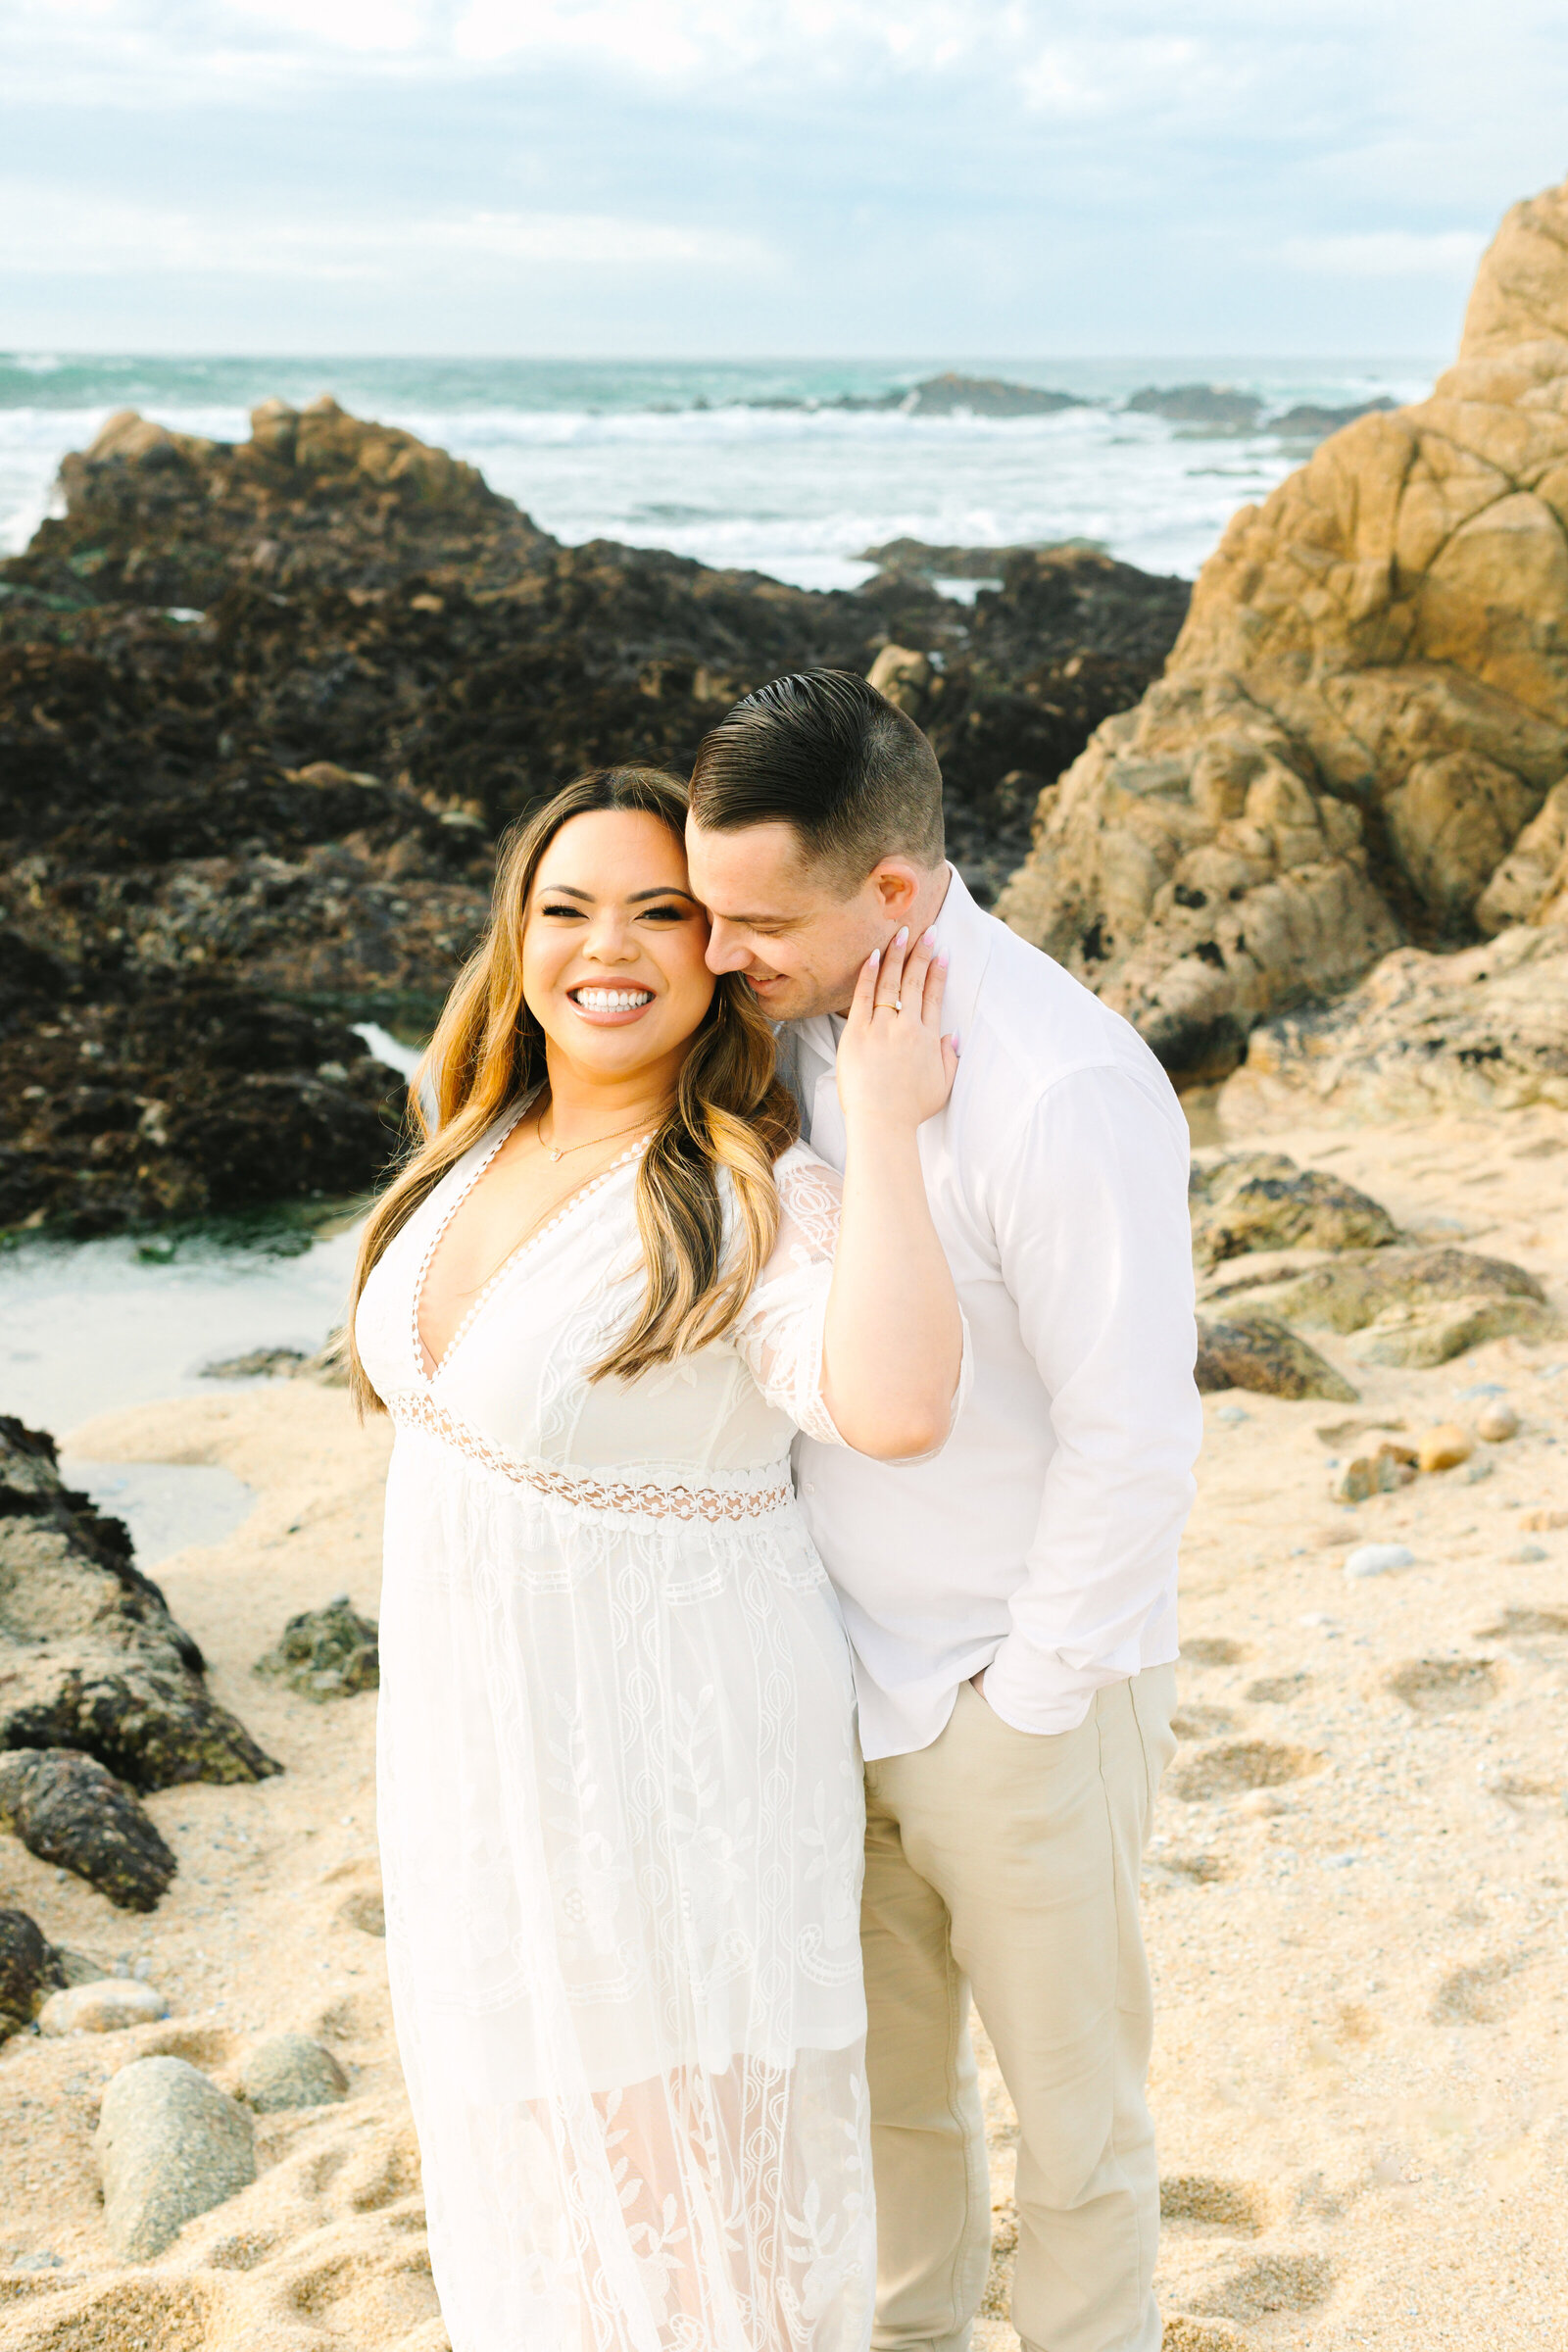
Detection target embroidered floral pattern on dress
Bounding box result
[389,1391,795,1523]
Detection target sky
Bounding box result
[4,0,1567,358]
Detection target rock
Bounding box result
[38,1976,170,2034]
[1333,1441,1417,1502]
[1189,1151,1397,1269]
[0,405,1188,1227]
[1232,1245,1549,1339]
[865,644,933,715]
[1268,399,1398,439]
[0,1910,67,2037]
[0,1748,177,1910]
[200,1346,311,1379]
[996,173,1568,1084]
[1345,1543,1415,1580]
[1417,1424,1475,1472]
[1195,1313,1358,1403]
[1352,1297,1557,1369]
[1521,1507,1568,1532]
[95,2055,256,2259]
[1478,1400,1521,1442]
[239,2033,349,2112]
[1126,384,1264,429]
[254,1593,378,1700]
[895,373,1083,417]
[1477,778,1568,931]
[0,1418,280,1797]
[1218,926,1568,1128]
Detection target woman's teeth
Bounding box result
[573,987,653,1011]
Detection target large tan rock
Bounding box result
[1218,923,1568,1127]
[997,175,1568,1081]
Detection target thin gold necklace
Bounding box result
[535,1106,658,1164]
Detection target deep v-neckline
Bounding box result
[411,1112,648,1386]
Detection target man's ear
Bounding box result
[869,859,922,920]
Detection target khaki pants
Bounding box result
[861,1665,1177,2352]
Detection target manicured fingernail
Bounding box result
[894,926,908,945]
[938,952,950,968]
[869,948,881,966]
[951,1032,961,1053]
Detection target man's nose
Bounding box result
[705,920,752,975]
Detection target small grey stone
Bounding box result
[239,2032,350,2113]
[96,2055,255,2259]
[39,1978,169,2035]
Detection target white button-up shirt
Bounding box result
[783,866,1200,1761]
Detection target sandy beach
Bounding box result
[2,1093,1566,2350]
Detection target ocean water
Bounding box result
[0,352,1438,590]
[3,353,1442,1478]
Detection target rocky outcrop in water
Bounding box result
[0,398,1189,1231]
[0,1418,279,1801]
[997,174,1568,1084]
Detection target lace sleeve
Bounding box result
[730,1148,849,1446]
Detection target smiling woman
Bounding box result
[339,761,964,2350]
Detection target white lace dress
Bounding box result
[354,1118,874,2352]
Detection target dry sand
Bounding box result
[2,1100,1566,2350]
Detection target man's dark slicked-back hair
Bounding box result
[689,668,945,892]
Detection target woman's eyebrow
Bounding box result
[537,884,701,906]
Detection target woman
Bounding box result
[348,766,963,2352]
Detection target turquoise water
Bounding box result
[0,351,1438,590]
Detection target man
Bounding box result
[685,669,1201,2352]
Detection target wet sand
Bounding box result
[2,1101,1565,2349]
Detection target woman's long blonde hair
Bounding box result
[344,766,799,1414]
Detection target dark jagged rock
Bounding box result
[0,1748,176,1911]
[0,1908,67,2035]
[1,400,1191,1230]
[1189,1152,1399,1271]
[1,945,406,1236]
[254,1593,378,1700]
[893,373,1084,417]
[1268,398,1396,439]
[1195,1315,1358,1403]
[0,1417,280,1791]
[858,537,1103,580]
[1126,384,1264,429]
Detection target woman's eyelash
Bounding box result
[538,901,689,919]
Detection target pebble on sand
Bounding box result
[95,2055,256,2260]
[1417,1423,1475,1472]
[38,1978,170,2035]
[240,2032,350,2113]
[1477,1400,1520,1442]
[1345,1543,1416,1581]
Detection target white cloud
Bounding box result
[1282,229,1489,278]
[1,185,771,278]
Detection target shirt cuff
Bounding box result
[979,1634,1099,1737]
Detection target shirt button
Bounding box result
[803,1483,815,1494]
